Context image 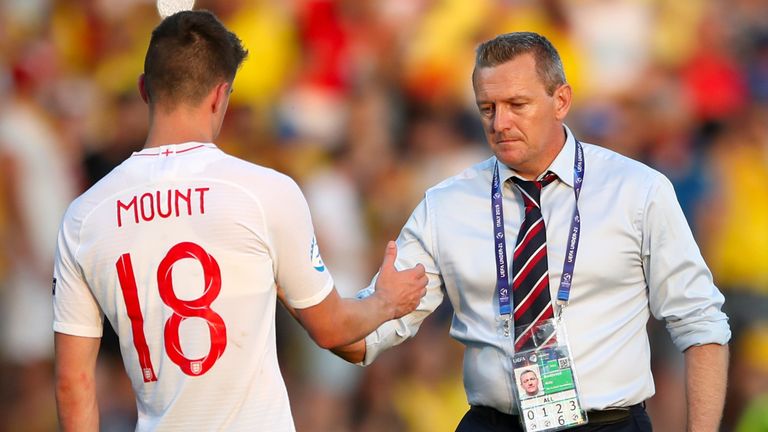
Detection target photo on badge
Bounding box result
[516,366,544,399]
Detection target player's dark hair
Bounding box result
[143,10,247,109]
[473,32,565,95]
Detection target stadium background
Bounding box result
[1,0,768,430]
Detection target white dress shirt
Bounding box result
[360,126,730,414]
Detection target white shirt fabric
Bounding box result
[361,126,730,414]
[53,142,334,431]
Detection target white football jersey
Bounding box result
[53,142,334,431]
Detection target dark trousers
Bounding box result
[456,404,652,432]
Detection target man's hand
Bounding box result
[288,240,428,350]
[372,241,427,320]
[331,339,366,364]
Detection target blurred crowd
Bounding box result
[1,0,768,431]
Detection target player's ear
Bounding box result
[211,82,231,114]
[138,74,149,104]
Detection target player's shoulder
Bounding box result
[61,158,141,223]
[211,152,303,194]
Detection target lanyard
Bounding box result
[491,140,585,321]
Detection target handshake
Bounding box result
[280,241,428,359]
[361,241,428,320]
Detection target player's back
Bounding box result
[54,142,322,431]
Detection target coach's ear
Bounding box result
[138,74,149,104]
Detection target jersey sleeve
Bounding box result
[52,210,104,337]
[261,175,334,309]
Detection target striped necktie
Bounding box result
[511,173,558,351]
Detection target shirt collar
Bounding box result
[132,142,217,157]
[495,124,576,188]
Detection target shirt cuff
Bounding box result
[359,318,414,366]
[667,315,731,351]
[287,277,334,309]
[53,321,103,338]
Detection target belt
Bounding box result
[470,403,644,426]
[585,406,635,423]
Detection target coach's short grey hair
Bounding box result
[474,32,566,95]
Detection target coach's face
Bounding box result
[474,53,571,180]
[521,371,539,395]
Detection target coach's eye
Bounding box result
[478,105,494,117]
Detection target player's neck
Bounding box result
[144,106,215,149]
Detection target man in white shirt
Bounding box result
[52,11,427,431]
[333,32,730,432]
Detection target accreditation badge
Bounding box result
[511,319,587,431]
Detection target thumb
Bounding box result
[380,241,398,273]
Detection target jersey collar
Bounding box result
[132,142,217,157]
